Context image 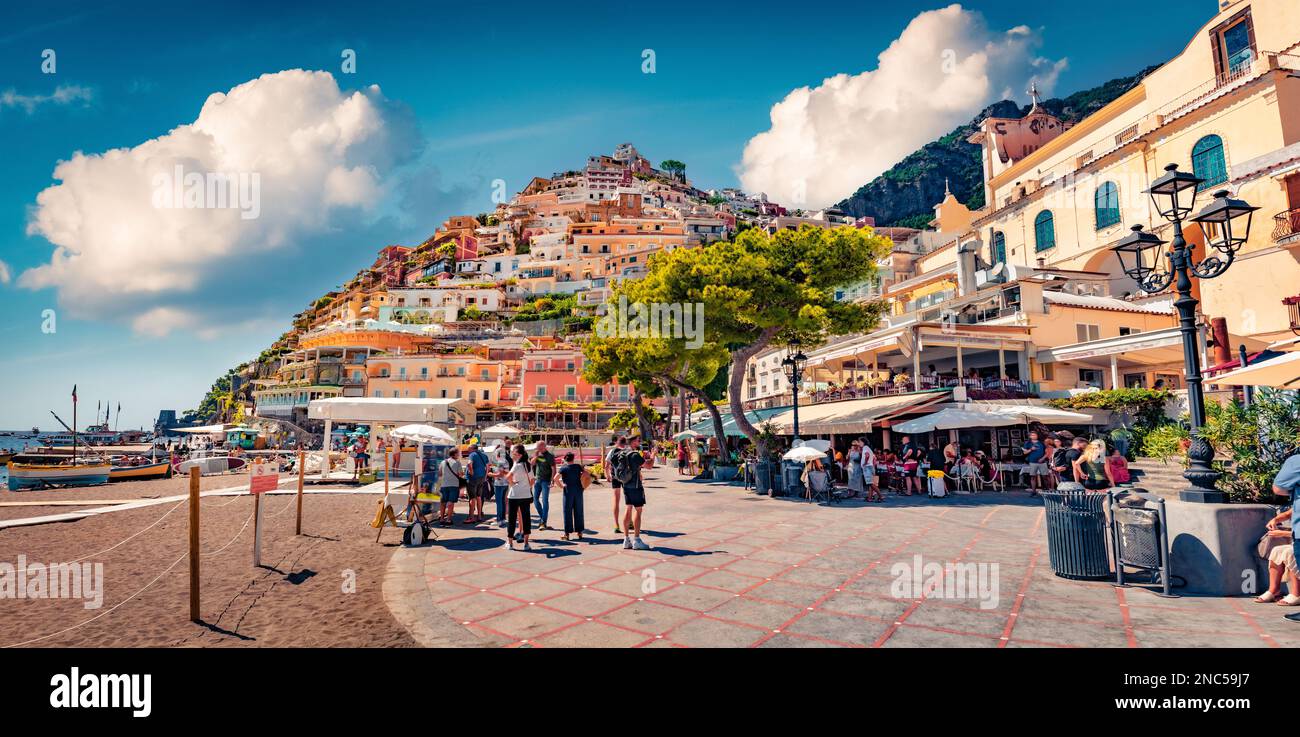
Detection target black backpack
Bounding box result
[612,449,638,485]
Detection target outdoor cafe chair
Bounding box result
[955,463,980,493]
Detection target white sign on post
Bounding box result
[249,461,279,568]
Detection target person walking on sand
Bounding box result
[532,440,557,531]
[506,444,534,551]
[617,437,650,550]
[557,452,588,541]
[606,436,627,535]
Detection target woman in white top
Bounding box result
[506,444,535,551]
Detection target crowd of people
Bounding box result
[403,436,654,553]
[809,428,1135,500]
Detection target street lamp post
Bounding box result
[780,342,808,442]
[1112,163,1258,503]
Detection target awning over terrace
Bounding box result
[689,406,792,437]
[764,390,950,435]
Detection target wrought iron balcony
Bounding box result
[1272,207,1300,243]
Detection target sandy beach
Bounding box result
[0,473,417,647]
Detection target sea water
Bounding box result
[0,433,46,486]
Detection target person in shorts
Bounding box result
[619,437,650,550]
[1271,452,1300,623]
[465,442,489,525]
[438,447,464,524]
[1021,431,1049,496]
[899,436,922,495]
[606,436,627,534]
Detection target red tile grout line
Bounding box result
[627,521,898,647]
[996,541,1043,648]
[1114,586,1139,647]
[748,512,953,648]
[1224,597,1280,648]
[871,529,985,647]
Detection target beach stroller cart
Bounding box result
[396,486,440,546]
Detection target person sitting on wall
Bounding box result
[1256,509,1299,606]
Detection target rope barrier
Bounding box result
[1,489,281,648]
[69,499,187,563]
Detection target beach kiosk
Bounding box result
[306,397,475,480]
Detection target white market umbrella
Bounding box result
[796,438,832,452]
[389,424,455,445]
[894,408,1020,434]
[1214,350,1300,389]
[783,446,828,462]
[481,423,523,438]
[673,429,702,441]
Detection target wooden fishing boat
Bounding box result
[0,452,13,466]
[7,462,112,491]
[108,460,173,482]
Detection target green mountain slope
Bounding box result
[834,66,1160,228]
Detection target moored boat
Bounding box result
[108,460,173,482]
[176,455,247,476]
[7,462,112,491]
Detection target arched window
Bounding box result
[1094,181,1121,229]
[1192,135,1227,190]
[1034,211,1056,252]
[990,231,1006,264]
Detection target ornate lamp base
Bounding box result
[1180,434,1227,504]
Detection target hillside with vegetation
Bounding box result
[835,66,1160,228]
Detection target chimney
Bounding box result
[957,241,980,297]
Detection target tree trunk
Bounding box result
[659,374,730,467]
[631,387,654,441]
[728,327,781,458]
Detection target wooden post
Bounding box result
[188,466,200,623]
[295,449,305,535]
[252,491,263,568]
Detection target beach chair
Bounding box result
[806,469,833,504]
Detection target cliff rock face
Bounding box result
[835,68,1158,228]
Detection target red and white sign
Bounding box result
[249,461,279,494]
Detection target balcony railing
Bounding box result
[1285,295,1300,336]
[1272,207,1300,242]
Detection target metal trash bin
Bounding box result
[782,460,805,498]
[1041,491,1111,580]
[1112,492,1172,595]
[753,460,774,495]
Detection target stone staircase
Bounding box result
[1126,458,1188,498]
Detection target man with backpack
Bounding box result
[614,436,650,550]
[466,441,490,525]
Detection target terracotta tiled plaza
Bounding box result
[382,465,1300,648]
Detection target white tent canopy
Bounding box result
[389,424,455,445]
[308,397,475,425]
[893,405,1092,434]
[1214,350,1300,389]
[480,423,523,438]
[173,423,229,435]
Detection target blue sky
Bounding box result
[0,0,1207,430]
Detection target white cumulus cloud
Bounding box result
[20,69,421,335]
[738,3,1067,207]
[0,259,10,284]
[0,84,94,113]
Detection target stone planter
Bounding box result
[1163,499,1281,596]
[713,465,739,482]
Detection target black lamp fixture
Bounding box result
[1146,162,1203,222]
[1111,164,1257,503]
[1193,189,1259,263]
[1113,224,1169,292]
[781,341,808,441]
